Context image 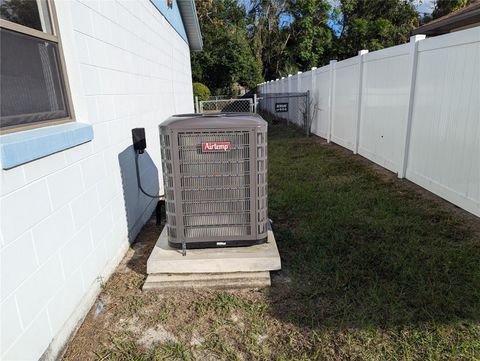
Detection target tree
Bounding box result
[285,0,333,71]
[192,0,425,89]
[191,0,263,94]
[331,0,419,59]
[248,0,294,79]
[431,0,471,19]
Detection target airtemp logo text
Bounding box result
[201,142,232,152]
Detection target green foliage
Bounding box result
[432,0,471,19]
[192,0,466,89]
[332,0,419,59]
[192,82,211,102]
[192,0,263,95]
[249,0,295,79]
[286,0,333,71]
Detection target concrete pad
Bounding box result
[143,272,271,290]
[146,224,281,274]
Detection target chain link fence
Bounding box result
[256,92,312,136]
[194,93,313,136]
[198,98,254,113]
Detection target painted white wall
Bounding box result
[0,1,194,360]
[258,26,480,218]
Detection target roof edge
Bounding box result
[412,3,480,35]
[177,0,203,51]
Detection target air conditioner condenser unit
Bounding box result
[159,113,268,251]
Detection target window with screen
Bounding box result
[0,0,72,132]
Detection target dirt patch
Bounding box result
[61,216,276,360]
[61,217,160,360]
[189,332,205,347]
[138,325,177,348]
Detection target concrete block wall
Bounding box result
[0,1,194,360]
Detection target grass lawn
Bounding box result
[63,123,480,361]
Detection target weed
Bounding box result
[97,276,106,290]
[154,341,191,360]
[94,336,147,361]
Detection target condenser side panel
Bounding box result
[256,126,268,238]
[160,128,177,242]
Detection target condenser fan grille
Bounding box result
[177,131,251,238]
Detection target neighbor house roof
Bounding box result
[178,0,203,51]
[412,0,480,36]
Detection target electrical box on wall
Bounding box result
[132,128,147,153]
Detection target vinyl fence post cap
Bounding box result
[410,34,426,42]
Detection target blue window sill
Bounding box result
[0,122,93,169]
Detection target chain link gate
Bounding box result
[256,92,312,136]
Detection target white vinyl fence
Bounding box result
[258,27,480,217]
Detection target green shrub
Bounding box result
[192,82,211,102]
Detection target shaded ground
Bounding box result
[63,123,480,361]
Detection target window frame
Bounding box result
[0,0,75,134]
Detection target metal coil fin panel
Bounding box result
[160,132,177,240]
[256,131,268,236]
[178,131,251,239]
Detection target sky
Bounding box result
[415,0,436,16]
[327,0,436,15]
